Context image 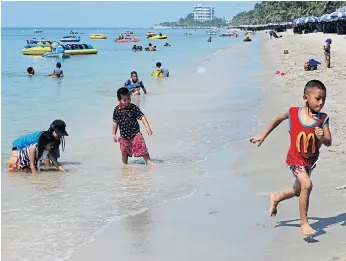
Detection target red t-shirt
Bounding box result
[286,107,329,168]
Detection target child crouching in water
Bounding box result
[250,80,332,236]
[8,131,65,174]
[112,87,153,165]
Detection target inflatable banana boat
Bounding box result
[148,34,168,40]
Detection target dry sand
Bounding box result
[68,31,346,261]
[236,30,346,260]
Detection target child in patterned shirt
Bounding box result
[112,87,153,165]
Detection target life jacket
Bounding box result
[125,79,142,90]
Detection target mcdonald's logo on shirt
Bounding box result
[296,131,316,153]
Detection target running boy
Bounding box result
[122,71,147,95]
[112,87,153,165]
[250,80,332,236]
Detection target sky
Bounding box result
[1,1,257,28]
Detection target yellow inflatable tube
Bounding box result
[64,49,98,55]
[90,34,107,39]
[22,46,51,55]
[152,70,163,77]
[148,35,168,40]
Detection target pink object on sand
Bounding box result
[276,70,280,74]
[280,72,285,76]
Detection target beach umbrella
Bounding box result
[337,6,346,12]
[337,11,346,18]
[319,14,330,22]
[303,16,319,23]
[293,18,304,25]
[328,11,346,19]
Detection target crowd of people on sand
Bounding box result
[15,28,338,237]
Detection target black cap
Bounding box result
[50,119,68,136]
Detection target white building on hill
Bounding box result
[193,4,215,22]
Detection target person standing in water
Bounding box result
[112,87,153,165]
[122,71,147,95]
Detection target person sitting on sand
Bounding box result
[112,87,153,165]
[323,38,332,68]
[48,62,63,77]
[250,80,332,236]
[9,131,65,174]
[27,67,35,76]
[122,71,147,95]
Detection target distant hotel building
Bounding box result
[192,4,215,22]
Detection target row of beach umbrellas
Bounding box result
[293,8,346,25]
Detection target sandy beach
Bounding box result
[238,30,346,260]
[66,31,346,261]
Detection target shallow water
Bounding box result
[1,28,263,261]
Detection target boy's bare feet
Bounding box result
[269,193,279,217]
[301,223,316,235]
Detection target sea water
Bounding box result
[1,27,263,260]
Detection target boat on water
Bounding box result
[145,32,156,36]
[25,40,54,48]
[22,44,98,55]
[148,34,167,40]
[206,29,218,35]
[22,46,52,55]
[115,37,140,43]
[62,44,98,55]
[42,46,70,58]
[33,29,43,33]
[90,33,107,39]
[60,36,80,42]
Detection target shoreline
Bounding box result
[68,31,346,261]
[67,34,271,261]
[69,146,276,261]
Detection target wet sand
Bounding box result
[69,31,346,261]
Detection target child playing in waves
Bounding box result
[122,71,147,95]
[250,80,332,236]
[9,132,65,174]
[11,119,68,169]
[48,62,64,77]
[153,62,169,77]
[27,67,35,76]
[113,87,153,165]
